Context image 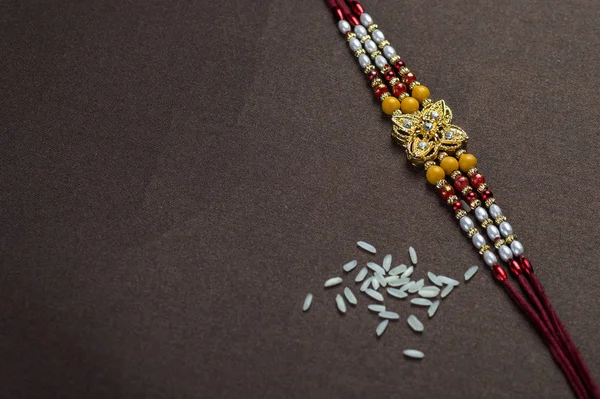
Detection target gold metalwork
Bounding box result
[364,65,376,73]
[360,35,371,44]
[367,24,379,33]
[455,149,466,158]
[370,50,382,59]
[495,215,507,224]
[346,32,356,41]
[380,92,391,100]
[437,152,448,160]
[398,93,409,100]
[505,234,517,244]
[378,40,390,48]
[485,198,496,207]
[371,78,383,87]
[391,100,469,166]
[468,228,479,238]
[398,67,409,75]
[389,77,400,86]
[461,186,472,195]
[409,81,421,90]
[477,183,488,193]
[467,168,478,177]
[455,209,467,219]
[422,98,433,106]
[469,199,481,209]
[354,49,366,57]
[389,55,401,64]
[447,195,459,205]
[435,179,448,188]
[450,170,462,179]
[494,239,506,249]
[481,218,493,228]
[478,244,491,254]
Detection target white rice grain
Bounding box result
[379,310,400,320]
[302,293,313,312]
[343,260,358,272]
[464,265,479,282]
[403,349,425,359]
[401,266,414,278]
[389,264,407,276]
[374,271,387,287]
[407,314,424,332]
[428,300,440,318]
[376,319,389,337]
[438,275,460,286]
[361,276,374,292]
[372,276,380,290]
[324,277,343,288]
[357,241,377,254]
[344,287,357,305]
[385,275,400,283]
[388,277,410,287]
[367,262,386,275]
[410,298,432,306]
[408,278,424,293]
[441,284,454,298]
[382,254,392,272]
[336,294,347,313]
[355,267,368,282]
[419,286,440,298]
[387,287,408,299]
[365,289,384,302]
[427,272,443,287]
[409,246,418,264]
[368,304,386,313]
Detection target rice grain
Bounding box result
[357,241,377,254]
[324,277,343,287]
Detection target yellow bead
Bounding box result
[440,156,459,175]
[400,97,420,114]
[426,166,445,185]
[381,96,401,115]
[411,85,430,103]
[459,153,478,172]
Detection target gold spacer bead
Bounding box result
[455,149,466,158]
[461,186,473,195]
[378,40,390,49]
[367,24,379,33]
[494,239,506,249]
[435,179,448,189]
[505,234,517,244]
[467,168,479,177]
[477,183,488,193]
[370,78,383,87]
[409,81,421,90]
[364,64,376,73]
[469,199,482,209]
[354,48,366,57]
[381,65,392,74]
[450,170,462,179]
[360,35,372,44]
[468,228,479,238]
[424,161,436,171]
[379,92,391,100]
[389,77,400,86]
[478,244,491,255]
[481,218,494,228]
[421,98,433,106]
[389,55,401,64]
[495,215,507,224]
[438,152,448,161]
[398,92,409,100]
[370,50,382,60]
[447,195,459,205]
[485,198,496,207]
[391,109,403,117]
[346,32,357,41]
[455,209,467,219]
[398,67,410,75]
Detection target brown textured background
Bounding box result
[1,0,599,398]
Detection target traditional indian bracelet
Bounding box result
[324,0,599,398]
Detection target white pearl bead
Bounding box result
[371,29,385,43]
[483,250,498,267]
[459,216,474,232]
[354,25,368,39]
[511,240,524,256]
[499,245,513,262]
[499,222,513,237]
[349,38,362,52]
[486,225,500,240]
[383,45,396,59]
[358,54,371,68]
[474,206,489,222]
[338,20,351,34]
[364,39,377,54]
[360,13,373,27]
[374,55,387,69]
[489,204,503,218]
[472,233,486,249]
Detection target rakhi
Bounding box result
[323,0,599,397]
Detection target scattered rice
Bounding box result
[355,267,368,282]
[361,276,374,292]
[419,286,440,298]
[438,275,460,286]
[344,287,357,305]
[387,287,408,299]
[408,278,424,293]
[368,304,386,313]
[388,277,410,287]
[324,277,343,287]
[385,275,400,283]
[357,241,377,254]
[427,272,443,287]
[335,294,347,313]
[303,293,313,312]
[410,298,432,306]
[428,300,440,318]
[401,266,414,278]
[365,289,384,302]
[389,264,407,275]
[382,254,392,272]
[407,314,424,332]
[343,260,358,272]
[409,246,418,264]
[372,276,380,290]
[379,310,400,320]
[441,284,454,298]
[464,265,479,281]
[374,271,387,287]
[376,319,389,337]
[403,349,425,359]
[367,262,386,275]
[398,282,411,293]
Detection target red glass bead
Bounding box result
[402,72,416,84]
[439,185,455,201]
[385,70,396,81]
[374,85,388,99]
[508,259,521,276]
[465,191,477,202]
[394,60,405,70]
[470,173,486,188]
[392,83,407,97]
[454,175,469,191]
[367,70,378,81]
[481,190,494,200]
[452,201,463,212]
[519,255,534,274]
[491,264,507,282]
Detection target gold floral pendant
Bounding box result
[391,100,468,166]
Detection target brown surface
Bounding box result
[1,0,599,398]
